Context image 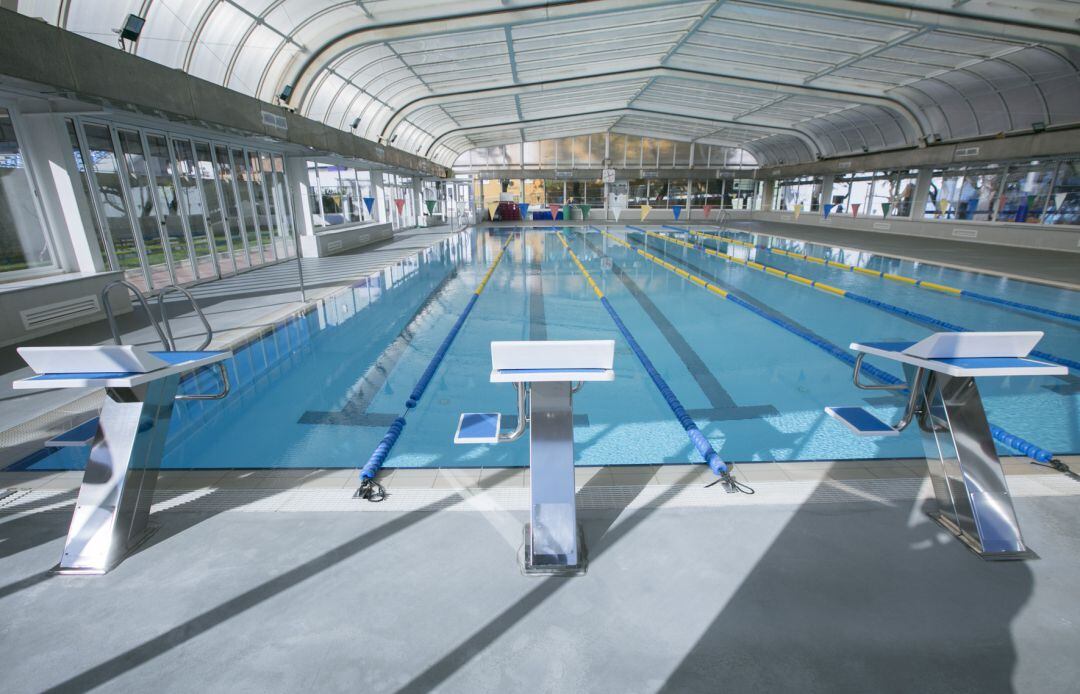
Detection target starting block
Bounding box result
[455,340,614,575]
[827,331,1065,559]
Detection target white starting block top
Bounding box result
[490,340,615,383]
[851,331,1066,378]
[13,345,231,389]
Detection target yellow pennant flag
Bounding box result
[640,204,652,221]
[938,198,950,214]
[793,203,803,221]
[486,201,500,221]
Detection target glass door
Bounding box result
[214,145,250,271]
[172,138,220,280]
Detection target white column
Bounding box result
[19,114,103,273]
[284,156,316,256]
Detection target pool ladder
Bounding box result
[100,279,227,400]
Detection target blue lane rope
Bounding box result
[623,228,1060,464]
[842,292,1080,372]
[558,232,739,487]
[599,295,729,476]
[960,290,1080,324]
[357,236,514,497]
[666,224,1080,325]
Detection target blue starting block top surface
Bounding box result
[13,350,231,390]
[851,341,1066,377]
[454,412,501,444]
[825,406,899,437]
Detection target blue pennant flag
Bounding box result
[362,197,376,214]
[672,205,683,220]
[519,202,530,220]
[823,203,835,219]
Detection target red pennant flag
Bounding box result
[850,203,861,218]
[548,203,561,219]
[703,204,714,219]
[394,198,405,215]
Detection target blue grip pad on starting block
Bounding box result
[454,413,501,444]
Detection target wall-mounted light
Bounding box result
[115,14,145,48]
[390,134,398,144]
[350,117,361,130]
[278,84,294,104]
[1032,121,1046,133]
[861,145,869,153]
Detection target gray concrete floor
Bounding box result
[0,227,465,465]
[1,468,1078,693]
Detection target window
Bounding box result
[924,166,1003,220]
[774,177,821,211]
[668,179,687,208]
[544,179,565,205]
[997,163,1054,223]
[627,178,647,208]
[585,179,604,208]
[64,119,111,272]
[1046,160,1079,225]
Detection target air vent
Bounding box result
[20,295,100,331]
[955,146,980,159]
[952,228,978,238]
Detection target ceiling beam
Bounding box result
[424,106,820,159]
[382,66,925,143]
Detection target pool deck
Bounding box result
[1,457,1078,693]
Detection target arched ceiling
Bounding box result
[18,0,1080,168]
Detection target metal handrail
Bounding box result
[101,279,172,351]
[852,352,907,391]
[156,284,213,351]
[498,382,529,443]
[175,362,231,401]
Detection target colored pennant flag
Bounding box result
[793,203,802,221]
[1054,192,1066,210]
[702,204,714,219]
[640,204,652,221]
[823,203,835,219]
[613,207,624,221]
[564,204,574,220]
[424,199,436,215]
[394,198,405,215]
[362,196,375,214]
[881,202,891,218]
[850,203,860,218]
[938,198,950,214]
[672,205,683,220]
[519,202,530,219]
[486,201,500,221]
[578,204,591,219]
[548,203,561,219]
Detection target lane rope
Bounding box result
[555,232,748,492]
[602,226,1059,464]
[642,227,1078,372]
[667,225,1080,325]
[356,234,516,500]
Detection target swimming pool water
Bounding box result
[16,225,1080,472]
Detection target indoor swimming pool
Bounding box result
[16,226,1080,472]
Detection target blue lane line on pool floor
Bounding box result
[577,232,777,422]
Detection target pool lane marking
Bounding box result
[597,227,1059,462]
[555,232,732,478]
[574,233,778,421]
[300,266,461,427]
[358,234,516,483]
[669,225,1080,325]
[636,227,1079,373]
